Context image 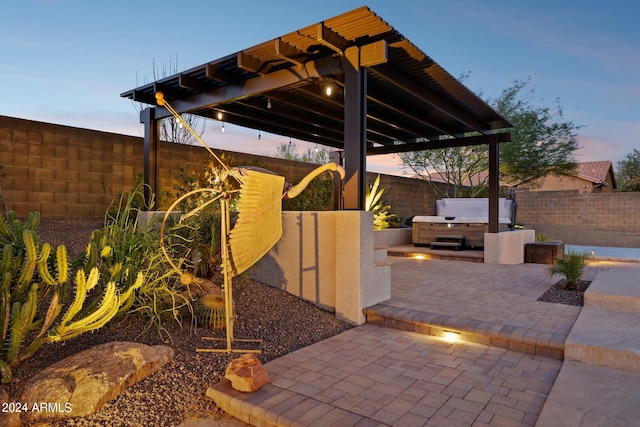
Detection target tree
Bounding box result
[616,149,640,191]
[494,78,581,185]
[400,77,582,196]
[134,57,205,145]
[273,141,330,165]
[400,145,489,198]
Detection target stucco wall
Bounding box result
[248,211,391,324]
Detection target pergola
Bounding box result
[121,6,512,232]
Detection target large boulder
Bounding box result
[15,341,174,424]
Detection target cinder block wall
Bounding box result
[3,115,639,247]
[0,116,332,217]
[516,190,640,247]
[0,116,140,217]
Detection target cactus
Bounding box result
[194,293,226,330]
[0,212,143,384]
[5,284,38,364]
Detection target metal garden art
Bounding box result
[155,93,344,354]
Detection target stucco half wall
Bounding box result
[249,211,391,325]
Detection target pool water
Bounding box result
[566,245,640,261]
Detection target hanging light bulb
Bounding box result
[325,85,333,96]
[216,112,223,120]
[221,122,226,133]
[267,97,272,109]
[315,143,319,153]
[392,153,396,162]
[175,117,183,128]
[258,130,261,140]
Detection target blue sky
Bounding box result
[2,0,638,176]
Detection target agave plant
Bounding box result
[365,175,398,230]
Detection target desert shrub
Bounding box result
[79,183,193,339]
[546,248,589,290]
[535,232,553,242]
[283,174,334,211]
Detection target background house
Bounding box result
[513,161,617,193]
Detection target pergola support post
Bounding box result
[488,135,500,233]
[342,46,368,210]
[141,107,160,208]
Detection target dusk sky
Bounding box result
[2,0,638,176]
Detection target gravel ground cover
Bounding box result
[5,218,353,426]
[537,279,590,306]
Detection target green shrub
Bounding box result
[546,248,590,290]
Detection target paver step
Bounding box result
[434,234,465,241]
[564,305,640,372]
[536,361,640,427]
[584,269,640,311]
[373,245,388,263]
[363,303,565,360]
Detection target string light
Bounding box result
[315,144,319,153]
[392,153,396,162]
[258,130,261,140]
[221,122,225,133]
[325,85,333,96]
[267,97,272,109]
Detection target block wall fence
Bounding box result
[1,115,639,247]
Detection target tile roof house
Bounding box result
[512,161,617,193]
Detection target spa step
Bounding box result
[430,235,465,251]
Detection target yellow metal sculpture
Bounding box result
[155,92,344,353]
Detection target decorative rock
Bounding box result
[17,341,174,423]
[224,354,269,392]
[192,277,223,299]
[0,389,20,427]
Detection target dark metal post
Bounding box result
[342,46,367,210]
[488,136,499,233]
[141,107,159,208]
[329,150,344,210]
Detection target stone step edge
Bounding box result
[535,361,640,427]
[363,304,564,360]
[386,250,484,263]
[207,380,374,427]
[584,270,640,311]
[564,305,640,372]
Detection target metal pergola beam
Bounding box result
[151,56,343,120]
[367,132,511,155]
